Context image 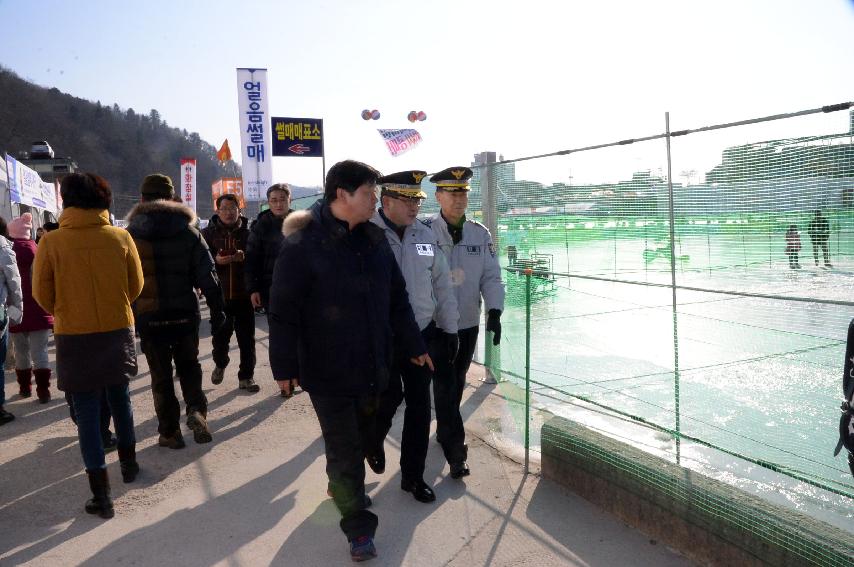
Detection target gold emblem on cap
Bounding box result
[412,172,425,183]
[451,169,466,180]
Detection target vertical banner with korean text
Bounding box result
[180,158,197,213]
[236,68,272,201]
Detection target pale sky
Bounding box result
[1,0,852,188]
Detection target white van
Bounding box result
[30,141,54,159]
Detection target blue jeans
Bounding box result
[71,384,136,471]
[0,327,8,407]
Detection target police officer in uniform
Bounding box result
[426,166,505,479]
[368,170,459,503]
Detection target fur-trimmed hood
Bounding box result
[282,209,312,237]
[126,199,198,239]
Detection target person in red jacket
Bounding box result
[7,213,54,403]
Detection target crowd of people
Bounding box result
[0,160,505,562]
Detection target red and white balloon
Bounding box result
[361,109,381,120]
[408,110,427,122]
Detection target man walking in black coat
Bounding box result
[202,194,258,393]
[268,160,431,562]
[245,183,293,310]
[245,183,295,397]
[127,174,226,449]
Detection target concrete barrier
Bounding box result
[541,416,854,567]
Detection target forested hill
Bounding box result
[0,67,240,217]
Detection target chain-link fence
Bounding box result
[423,103,854,548]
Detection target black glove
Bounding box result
[445,332,459,364]
[486,309,502,346]
[210,311,227,335]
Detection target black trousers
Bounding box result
[432,325,478,464]
[310,393,379,542]
[211,297,257,380]
[141,329,207,436]
[373,323,444,481]
[787,251,799,268]
[811,240,830,265]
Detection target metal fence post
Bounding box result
[524,267,532,473]
[665,112,682,465]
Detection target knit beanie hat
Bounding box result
[140,174,175,198]
[8,212,33,239]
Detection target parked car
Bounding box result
[30,141,54,159]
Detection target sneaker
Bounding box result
[186,411,213,444]
[0,407,14,425]
[211,367,225,385]
[158,430,186,449]
[349,536,377,562]
[239,378,260,393]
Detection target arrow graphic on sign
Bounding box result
[289,144,311,155]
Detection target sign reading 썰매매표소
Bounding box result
[271,117,323,157]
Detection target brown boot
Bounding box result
[16,368,32,398]
[34,368,52,403]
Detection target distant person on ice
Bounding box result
[807,210,831,268]
[784,224,801,269]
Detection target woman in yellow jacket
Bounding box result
[33,173,144,520]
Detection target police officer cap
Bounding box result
[378,170,428,199]
[430,166,473,192]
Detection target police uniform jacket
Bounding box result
[427,213,505,330]
[370,210,458,333]
[268,200,426,397]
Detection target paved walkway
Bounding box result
[0,319,691,566]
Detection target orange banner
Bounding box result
[212,177,245,209]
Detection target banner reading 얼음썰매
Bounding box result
[378,129,423,157]
[236,68,273,201]
[180,158,197,213]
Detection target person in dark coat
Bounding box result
[245,183,293,309]
[126,174,226,449]
[33,173,144,519]
[245,182,294,395]
[202,194,258,393]
[268,160,431,562]
[807,209,831,267]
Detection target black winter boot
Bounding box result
[117,445,139,483]
[85,468,114,519]
[33,368,52,404]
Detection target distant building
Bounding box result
[18,155,79,185]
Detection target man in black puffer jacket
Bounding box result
[127,174,226,450]
[268,160,431,562]
[245,183,293,310]
[202,194,258,393]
